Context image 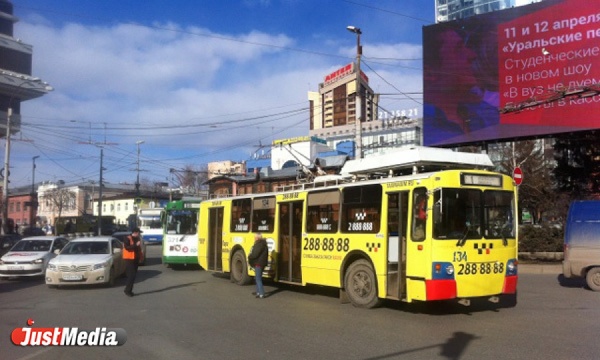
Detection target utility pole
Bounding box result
[347,25,363,159]
[2,108,12,234]
[30,155,39,228]
[98,148,103,235]
[135,140,144,227]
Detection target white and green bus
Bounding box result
[162,198,201,267]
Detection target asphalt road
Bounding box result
[1,245,598,360]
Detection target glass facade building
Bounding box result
[436,0,515,22]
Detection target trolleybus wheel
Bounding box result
[344,259,381,308]
[585,267,600,291]
[231,251,252,285]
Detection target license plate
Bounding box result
[8,265,24,270]
[62,274,83,281]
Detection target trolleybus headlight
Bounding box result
[432,262,455,279]
[506,259,518,276]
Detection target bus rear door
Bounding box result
[208,207,224,271]
[278,201,303,283]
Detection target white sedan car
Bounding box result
[45,236,125,287]
[0,236,69,278]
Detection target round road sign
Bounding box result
[513,167,523,186]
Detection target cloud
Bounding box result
[11,15,423,186]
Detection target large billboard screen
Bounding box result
[423,0,600,146]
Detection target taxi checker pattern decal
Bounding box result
[366,242,381,252]
[474,242,493,255]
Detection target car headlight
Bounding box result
[33,258,44,264]
[46,263,57,271]
[93,261,109,270]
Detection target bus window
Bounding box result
[412,188,428,241]
[341,185,381,233]
[307,190,340,233]
[483,191,515,239]
[433,189,483,239]
[231,198,251,232]
[252,197,275,233]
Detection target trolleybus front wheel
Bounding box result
[344,259,381,308]
[230,251,252,285]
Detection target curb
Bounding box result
[519,263,562,275]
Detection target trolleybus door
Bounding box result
[208,207,223,271]
[278,201,303,283]
[386,192,408,299]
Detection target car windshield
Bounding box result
[62,241,109,255]
[11,240,52,252]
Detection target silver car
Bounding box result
[0,236,69,278]
[45,236,125,287]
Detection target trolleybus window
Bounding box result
[484,191,515,239]
[432,189,514,241]
[412,188,428,241]
[306,190,340,233]
[252,197,275,233]
[433,189,482,239]
[231,198,251,233]
[341,185,381,233]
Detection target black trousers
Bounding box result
[124,259,138,293]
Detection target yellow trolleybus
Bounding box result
[197,147,518,308]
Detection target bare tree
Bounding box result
[170,165,208,195]
[43,187,76,235]
[493,140,558,224]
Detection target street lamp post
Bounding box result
[30,155,39,228]
[347,25,363,159]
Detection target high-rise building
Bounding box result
[308,63,421,158]
[435,0,540,23]
[0,0,52,138]
[309,62,378,133]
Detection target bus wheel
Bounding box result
[344,259,381,308]
[585,267,600,291]
[231,251,252,285]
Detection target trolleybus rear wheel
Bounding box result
[344,259,381,308]
[231,251,252,285]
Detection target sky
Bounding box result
[7,0,438,189]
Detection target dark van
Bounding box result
[562,200,600,291]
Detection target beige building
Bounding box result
[309,62,378,136]
[207,160,246,180]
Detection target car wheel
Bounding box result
[106,267,115,287]
[585,267,600,291]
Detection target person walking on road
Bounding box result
[248,233,268,299]
[123,227,143,297]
